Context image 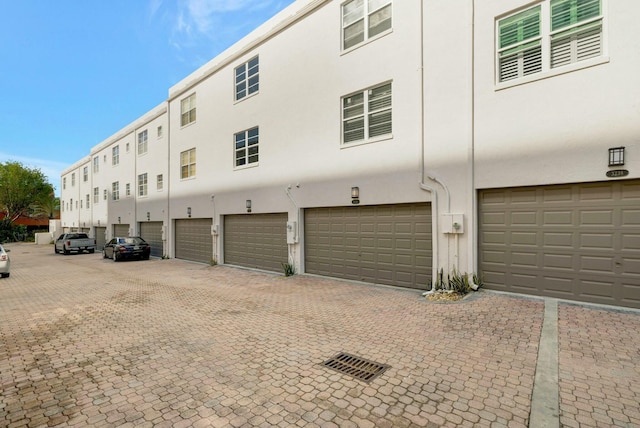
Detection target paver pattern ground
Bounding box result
[1,243,639,427]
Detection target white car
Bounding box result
[0,244,10,278]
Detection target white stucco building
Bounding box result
[61,0,640,308]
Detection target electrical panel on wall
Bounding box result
[286,221,298,244]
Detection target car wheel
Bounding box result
[54,246,58,254]
[113,251,118,262]
[89,249,95,254]
[63,246,70,255]
[103,250,108,259]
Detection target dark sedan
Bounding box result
[103,237,151,261]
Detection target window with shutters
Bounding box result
[342,0,392,50]
[497,0,604,85]
[181,148,196,179]
[235,56,259,101]
[138,130,148,155]
[342,82,392,145]
[180,93,196,126]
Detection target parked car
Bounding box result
[54,233,96,255]
[103,237,151,261]
[0,244,10,278]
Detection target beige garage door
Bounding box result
[113,224,129,237]
[479,180,640,309]
[224,213,288,272]
[305,203,432,289]
[140,222,163,257]
[175,218,213,264]
[95,227,106,250]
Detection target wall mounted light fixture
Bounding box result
[97,219,100,226]
[609,147,625,166]
[351,187,359,199]
[246,200,252,213]
[187,207,192,218]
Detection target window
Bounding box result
[235,56,259,101]
[70,198,73,211]
[157,174,164,191]
[181,93,196,126]
[181,148,196,179]
[86,194,90,208]
[126,183,131,197]
[138,130,148,155]
[112,182,120,201]
[497,0,603,83]
[71,173,76,186]
[342,82,392,144]
[103,189,107,200]
[342,0,392,50]
[235,127,259,167]
[112,145,120,165]
[157,126,163,138]
[138,173,148,197]
[80,200,83,209]
[83,166,88,182]
[93,156,99,173]
[126,142,130,152]
[63,177,66,190]
[93,187,99,204]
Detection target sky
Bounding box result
[0,0,296,196]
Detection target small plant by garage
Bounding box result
[424,268,483,302]
[282,262,296,277]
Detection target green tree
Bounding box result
[0,161,54,224]
[31,192,60,219]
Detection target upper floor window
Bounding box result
[93,156,99,173]
[497,0,603,83]
[181,148,196,179]
[112,182,120,201]
[126,142,130,152]
[138,130,148,155]
[181,93,196,126]
[235,127,259,167]
[157,126,163,138]
[138,173,148,197]
[83,166,88,182]
[112,145,120,166]
[103,189,107,200]
[71,173,76,186]
[157,174,164,191]
[70,198,73,211]
[63,177,67,190]
[342,82,392,144]
[235,56,259,101]
[126,183,131,197]
[342,0,392,50]
[93,187,99,204]
[85,194,90,209]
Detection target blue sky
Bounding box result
[0,0,295,196]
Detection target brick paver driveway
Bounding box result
[1,243,639,427]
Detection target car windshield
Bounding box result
[117,238,145,245]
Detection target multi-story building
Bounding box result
[61,0,640,309]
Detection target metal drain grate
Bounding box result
[321,352,390,383]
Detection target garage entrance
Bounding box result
[95,226,106,250]
[140,222,163,258]
[224,213,288,272]
[305,203,432,289]
[113,224,129,237]
[478,180,640,309]
[175,218,213,264]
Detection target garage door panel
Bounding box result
[305,203,431,289]
[479,180,640,309]
[175,219,213,264]
[140,222,163,257]
[224,213,287,272]
[114,224,129,237]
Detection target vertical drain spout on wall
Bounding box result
[285,185,300,267]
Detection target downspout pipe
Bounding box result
[417,0,439,285]
[284,184,300,267]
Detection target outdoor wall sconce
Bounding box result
[146,212,150,221]
[118,216,121,224]
[351,187,360,205]
[609,147,625,166]
[246,200,252,213]
[187,207,192,218]
[97,219,100,226]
